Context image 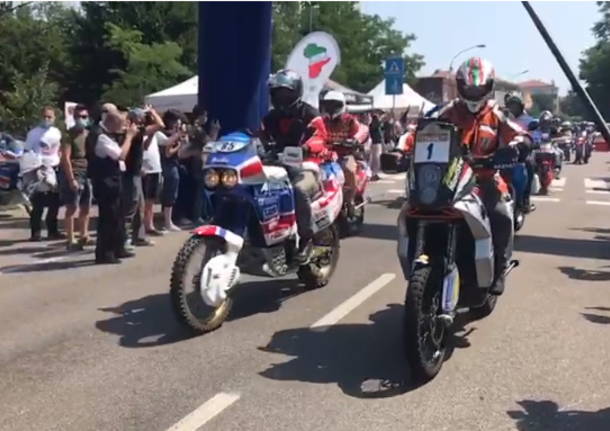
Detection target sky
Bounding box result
[361,1,599,95]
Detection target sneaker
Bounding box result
[67,240,84,252]
[146,229,165,237]
[95,256,121,265]
[79,237,94,247]
[164,224,182,232]
[47,232,66,240]
[371,174,381,182]
[133,238,155,247]
[116,249,136,259]
[30,233,42,242]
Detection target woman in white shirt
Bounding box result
[141,131,163,235]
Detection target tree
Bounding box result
[560,91,588,120]
[529,93,556,117]
[579,2,610,118]
[102,24,191,107]
[65,2,197,104]
[271,2,423,92]
[0,65,58,137]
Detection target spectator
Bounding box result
[91,110,136,264]
[175,105,220,225]
[157,109,188,232]
[121,107,163,248]
[59,104,93,250]
[141,109,166,236]
[369,112,384,181]
[24,106,64,241]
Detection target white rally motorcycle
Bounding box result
[397,119,519,382]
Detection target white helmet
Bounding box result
[321,91,346,119]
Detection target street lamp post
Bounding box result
[509,70,529,80]
[448,44,486,72]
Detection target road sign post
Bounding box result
[384,56,405,114]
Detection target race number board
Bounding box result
[413,131,451,164]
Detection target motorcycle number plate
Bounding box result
[414,131,450,164]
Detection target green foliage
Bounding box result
[271,1,423,93]
[560,91,589,120]
[102,23,190,107]
[579,2,610,118]
[0,65,58,137]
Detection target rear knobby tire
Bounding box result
[170,236,233,334]
[404,266,445,383]
[298,225,340,290]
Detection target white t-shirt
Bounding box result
[142,132,162,174]
[95,133,126,171]
[25,126,61,167]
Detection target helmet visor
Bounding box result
[321,100,344,117]
[269,73,298,91]
[458,80,493,102]
[270,87,298,110]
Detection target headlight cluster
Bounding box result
[204,168,238,189]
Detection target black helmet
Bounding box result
[268,69,303,111]
[505,92,524,117]
[539,110,553,128]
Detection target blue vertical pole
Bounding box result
[198,2,272,134]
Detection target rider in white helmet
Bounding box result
[305,90,369,209]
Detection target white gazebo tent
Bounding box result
[144,76,199,112]
[367,80,435,113]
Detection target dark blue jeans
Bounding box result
[161,164,180,208]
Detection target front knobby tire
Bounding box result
[404,265,446,383]
[170,236,233,334]
[298,225,340,290]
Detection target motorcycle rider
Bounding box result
[537,110,563,174]
[260,69,320,262]
[306,91,369,211]
[434,57,531,295]
[504,92,536,212]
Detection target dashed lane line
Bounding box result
[166,392,240,431]
[586,200,610,206]
[310,273,396,331]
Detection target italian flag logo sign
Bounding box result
[286,31,341,109]
[304,43,331,78]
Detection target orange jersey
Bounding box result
[437,99,525,157]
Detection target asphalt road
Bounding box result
[1,153,610,431]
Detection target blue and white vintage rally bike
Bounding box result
[170,132,344,333]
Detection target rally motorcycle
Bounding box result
[499,150,528,232]
[0,135,30,213]
[533,132,560,195]
[397,120,519,382]
[334,140,370,236]
[554,135,573,163]
[170,132,343,333]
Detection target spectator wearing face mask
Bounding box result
[59,104,93,250]
[157,109,188,232]
[24,106,64,241]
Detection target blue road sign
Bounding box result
[384,56,405,95]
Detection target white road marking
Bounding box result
[586,200,610,206]
[372,180,396,185]
[549,187,563,192]
[310,273,396,330]
[585,178,610,191]
[531,196,560,202]
[586,189,610,194]
[551,178,566,188]
[380,173,405,180]
[166,392,240,431]
[387,189,404,194]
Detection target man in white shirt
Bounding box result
[24,106,64,241]
[91,110,137,264]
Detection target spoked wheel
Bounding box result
[170,236,233,333]
[298,224,340,290]
[404,266,446,382]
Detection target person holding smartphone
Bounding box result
[157,109,188,232]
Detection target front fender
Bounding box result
[192,225,244,253]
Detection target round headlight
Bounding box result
[220,170,238,188]
[204,169,220,188]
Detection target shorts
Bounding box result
[59,169,92,208]
[142,173,161,201]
